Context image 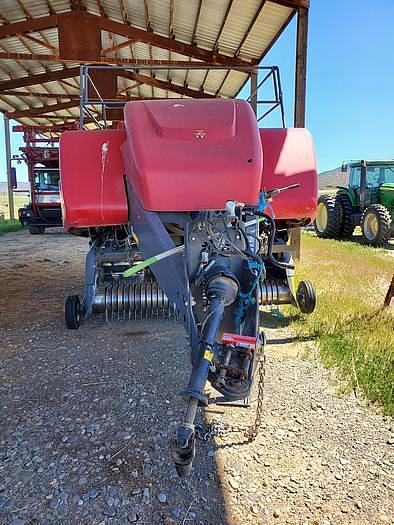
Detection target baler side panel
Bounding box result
[60,129,128,232]
[259,128,317,222]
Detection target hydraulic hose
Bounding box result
[260,212,295,271]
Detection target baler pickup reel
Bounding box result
[60,98,317,475]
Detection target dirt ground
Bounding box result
[0,229,393,525]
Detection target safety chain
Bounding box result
[195,347,266,443]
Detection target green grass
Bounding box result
[289,233,394,415]
[0,219,24,236]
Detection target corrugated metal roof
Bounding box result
[0,0,297,126]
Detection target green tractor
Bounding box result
[314,160,394,246]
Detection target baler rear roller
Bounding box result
[92,282,174,320]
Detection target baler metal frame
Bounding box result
[78,64,285,130]
[65,184,316,476]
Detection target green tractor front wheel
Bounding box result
[360,204,392,246]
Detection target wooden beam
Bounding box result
[18,32,58,53]
[294,7,308,127]
[214,0,234,53]
[101,39,135,56]
[0,11,254,67]
[118,81,142,95]
[120,71,216,98]
[191,0,202,45]
[100,16,253,67]
[0,66,80,90]
[250,71,257,115]
[0,14,58,39]
[59,79,80,90]
[143,0,152,32]
[235,1,266,56]
[271,0,309,8]
[0,52,254,72]
[1,90,78,99]
[169,0,175,38]
[5,100,78,118]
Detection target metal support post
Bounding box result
[4,116,15,222]
[292,7,309,260]
[294,7,308,128]
[250,70,258,116]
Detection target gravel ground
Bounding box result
[0,229,393,525]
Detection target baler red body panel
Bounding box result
[259,128,317,222]
[122,99,263,211]
[59,100,318,233]
[60,129,128,231]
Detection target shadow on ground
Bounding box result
[0,230,231,524]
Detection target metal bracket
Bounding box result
[126,181,199,355]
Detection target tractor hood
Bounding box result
[380,183,394,192]
[379,183,394,213]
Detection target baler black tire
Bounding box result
[313,195,341,239]
[360,204,392,247]
[296,280,316,314]
[336,194,355,239]
[65,295,81,329]
[29,226,45,235]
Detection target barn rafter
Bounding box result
[0,0,309,128]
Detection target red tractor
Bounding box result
[13,125,75,234]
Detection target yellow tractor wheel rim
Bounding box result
[364,213,379,240]
[315,202,328,232]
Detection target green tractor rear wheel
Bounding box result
[360,204,392,246]
[314,195,341,239]
[336,194,355,239]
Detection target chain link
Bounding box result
[196,346,265,443]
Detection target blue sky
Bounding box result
[1,0,394,182]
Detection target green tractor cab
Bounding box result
[314,160,394,246]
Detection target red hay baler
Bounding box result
[60,98,317,475]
